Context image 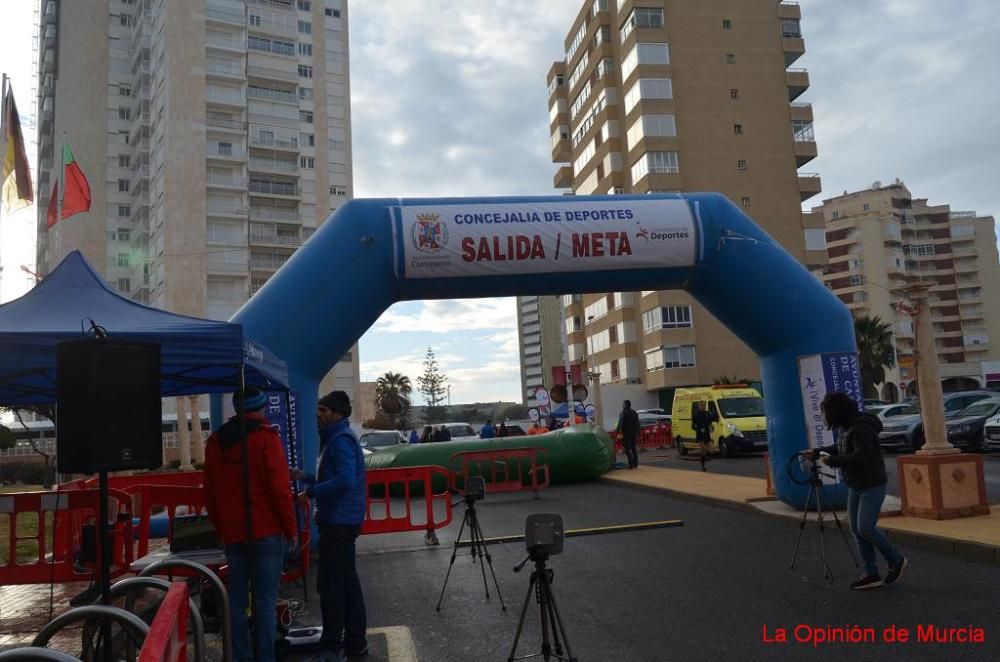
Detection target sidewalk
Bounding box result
[602,465,1000,563]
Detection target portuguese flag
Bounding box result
[1,82,34,213]
[46,144,91,228]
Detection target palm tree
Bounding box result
[855,316,896,398]
[374,372,412,428]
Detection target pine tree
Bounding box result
[417,347,448,422]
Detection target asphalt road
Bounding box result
[286,481,1000,662]
[635,448,1000,504]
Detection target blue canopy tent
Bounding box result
[0,251,288,405]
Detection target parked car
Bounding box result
[879,391,997,451]
[983,412,1000,452]
[442,423,478,441]
[946,398,1000,451]
[636,408,668,416]
[864,399,888,407]
[359,429,406,454]
[867,402,919,421]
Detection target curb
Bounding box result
[601,475,1000,565]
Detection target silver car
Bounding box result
[879,391,996,452]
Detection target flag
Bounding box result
[46,144,91,228]
[1,83,34,212]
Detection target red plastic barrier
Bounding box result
[613,424,673,454]
[138,582,189,662]
[127,484,206,558]
[0,488,133,585]
[361,466,452,535]
[449,447,550,497]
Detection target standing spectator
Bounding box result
[204,387,296,662]
[420,425,434,443]
[818,392,907,590]
[617,400,640,469]
[479,420,496,439]
[692,401,718,472]
[498,422,509,438]
[528,421,548,436]
[409,429,419,444]
[292,391,368,659]
[438,425,452,442]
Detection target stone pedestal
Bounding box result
[897,454,990,519]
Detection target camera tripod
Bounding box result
[507,549,577,662]
[789,453,859,587]
[436,493,506,611]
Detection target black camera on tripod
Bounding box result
[525,513,564,557]
[464,475,486,501]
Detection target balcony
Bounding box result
[206,117,248,132]
[207,172,249,190]
[797,172,822,201]
[206,4,245,26]
[248,16,298,39]
[249,157,298,174]
[206,61,245,80]
[248,179,298,197]
[778,2,801,19]
[250,232,301,247]
[206,204,248,218]
[247,86,297,104]
[248,134,298,151]
[247,63,298,83]
[249,253,292,271]
[786,68,810,101]
[206,143,246,161]
[554,165,573,189]
[206,32,245,52]
[789,101,813,122]
[250,206,299,222]
[206,88,246,108]
[793,139,817,167]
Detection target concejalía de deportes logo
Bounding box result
[412,213,449,252]
[635,223,691,241]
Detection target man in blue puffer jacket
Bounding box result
[293,390,367,661]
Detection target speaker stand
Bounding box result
[97,471,113,662]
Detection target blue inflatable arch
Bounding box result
[234,194,856,508]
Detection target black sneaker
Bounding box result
[850,574,883,590]
[346,644,369,657]
[884,557,908,585]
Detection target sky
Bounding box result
[2,0,998,405]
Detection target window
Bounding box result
[301,132,315,146]
[297,0,310,9]
[863,203,871,212]
[218,141,232,156]
[325,8,340,17]
[620,7,665,41]
[737,159,747,170]
[297,20,311,34]
[642,305,692,331]
[734,123,743,135]
[741,196,751,207]
[248,36,295,56]
[299,110,314,123]
[849,275,865,286]
[723,19,732,29]
[118,179,129,192]
[329,138,345,151]
[117,278,131,293]
[249,14,261,26]
[299,87,314,100]
[298,43,313,56]
[119,13,131,27]
[118,154,130,168]
[621,42,670,81]
[726,53,736,64]
[118,204,131,218]
[117,228,130,242]
[781,18,802,38]
[118,106,130,120]
[623,77,672,115]
[730,88,739,99]
[611,359,620,381]
[631,151,679,182]
[626,114,676,144]
[831,211,840,220]
[664,345,696,368]
[299,156,314,168]
[117,253,130,267]
[119,84,131,97]
[792,120,814,142]
[298,65,313,78]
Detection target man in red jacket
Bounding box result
[204,387,296,662]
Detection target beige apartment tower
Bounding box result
[817,181,1000,400]
[35,0,360,403]
[519,0,822,409]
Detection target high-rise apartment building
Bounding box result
[517,295,566,407]
[35,0,359,402]
[518,0,822,409]
[817,181,1000,399]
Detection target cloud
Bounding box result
[372,298,517,334]
[360,347,520,404]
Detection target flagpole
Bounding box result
[1,73,8,297]
[57,131,65,260]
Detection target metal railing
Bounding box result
[247,86,296,103]
[207,117,248,131]
[206,5,244,25]
[249,157,297,173]
[206,61,244,77]
[249,134,298,149]
[250,206,299,221]
[250,232,301,245]
[249,180,298,196]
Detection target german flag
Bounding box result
[1,82,34,213]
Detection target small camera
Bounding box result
[464,475,486,501]
[525,513,564,556]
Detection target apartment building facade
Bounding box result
[817,181,1000,400]
[35,0,359,403]
[516,295,566,407]
[518,0,822,409]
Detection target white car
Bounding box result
[984,412,1000,452]
[443,423,479,441]
[867,403,919,422]
[359,430,407,455]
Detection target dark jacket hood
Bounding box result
[850,411,883,435]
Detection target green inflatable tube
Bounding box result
[365,424,614,495]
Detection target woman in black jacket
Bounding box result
[819,392,907,590]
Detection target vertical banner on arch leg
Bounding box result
[798,352,863,485]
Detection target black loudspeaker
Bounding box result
[56,339,163,474]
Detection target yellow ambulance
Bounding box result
[672,385,768,458]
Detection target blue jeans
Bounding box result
[317,524,367,654]
[847,484,903,576]
[225,534,286,662]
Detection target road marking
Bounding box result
[458,519,683,547]
[370,625,418,662]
